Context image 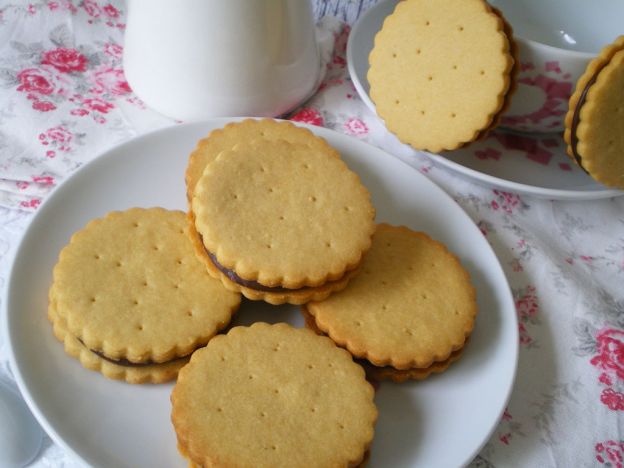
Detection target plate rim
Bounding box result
[2,118,519,467]
[346,0,624,201]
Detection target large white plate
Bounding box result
[347,0,623,201]
[3,120,518,468]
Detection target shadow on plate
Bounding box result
[370,383,422,467]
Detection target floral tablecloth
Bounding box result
[0,1,623,467]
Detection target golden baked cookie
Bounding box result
[368,0,516,152]
[185,118,339,202]
[171,322,377,468]
[306,224,477,370]
[564,36,624,189]
[191,138,375,304]
[50,208,241,368]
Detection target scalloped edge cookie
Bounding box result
[171,322,377,468]
[51,208,241,364]
[306,224,477,370]
[190,138,375,293]
[368,0,516,152]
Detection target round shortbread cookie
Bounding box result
[187,211,360,305]
[301,305,464,383]
[48,305,187,384]
[564,36,624,189]
[307,224,477,370]
[51,208,241,364]
[185,118,340,202]
[192,139,375,290]
[368,0,515,152]
[171,322,377,468]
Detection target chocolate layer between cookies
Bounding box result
[569,61,612,172]
[79,338,188,368]
[564,36,624,188]
[207,250,352,293]
[195,220,357,294]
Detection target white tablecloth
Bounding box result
[0,1,623,467]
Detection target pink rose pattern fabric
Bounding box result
[0,2,623,467]
[500,60,574,132]
[465,130,577,176]
[0,0,171,210]
[596,440,624,468]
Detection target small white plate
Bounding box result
[347,0,623,201]
[3,120,518,468]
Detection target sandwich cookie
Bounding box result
[49,208,241,383]
[368,0,517,152]
[305,224,477,381]
[564,36,624,189]
[171,322,377,468]
[190,138,375,305]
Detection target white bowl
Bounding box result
[490,0,624,132]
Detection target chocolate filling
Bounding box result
[207,251,297,292]
[198,229,350,293]
[570,59,613,172]
[78,338,184,367]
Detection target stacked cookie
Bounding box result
[304,224,477,382]
[186,119,376,305]
[48,208,241,383]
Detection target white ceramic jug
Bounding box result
[123,0,320,120]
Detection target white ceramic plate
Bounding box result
[3,120,518,468]
[347,0,623,201]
